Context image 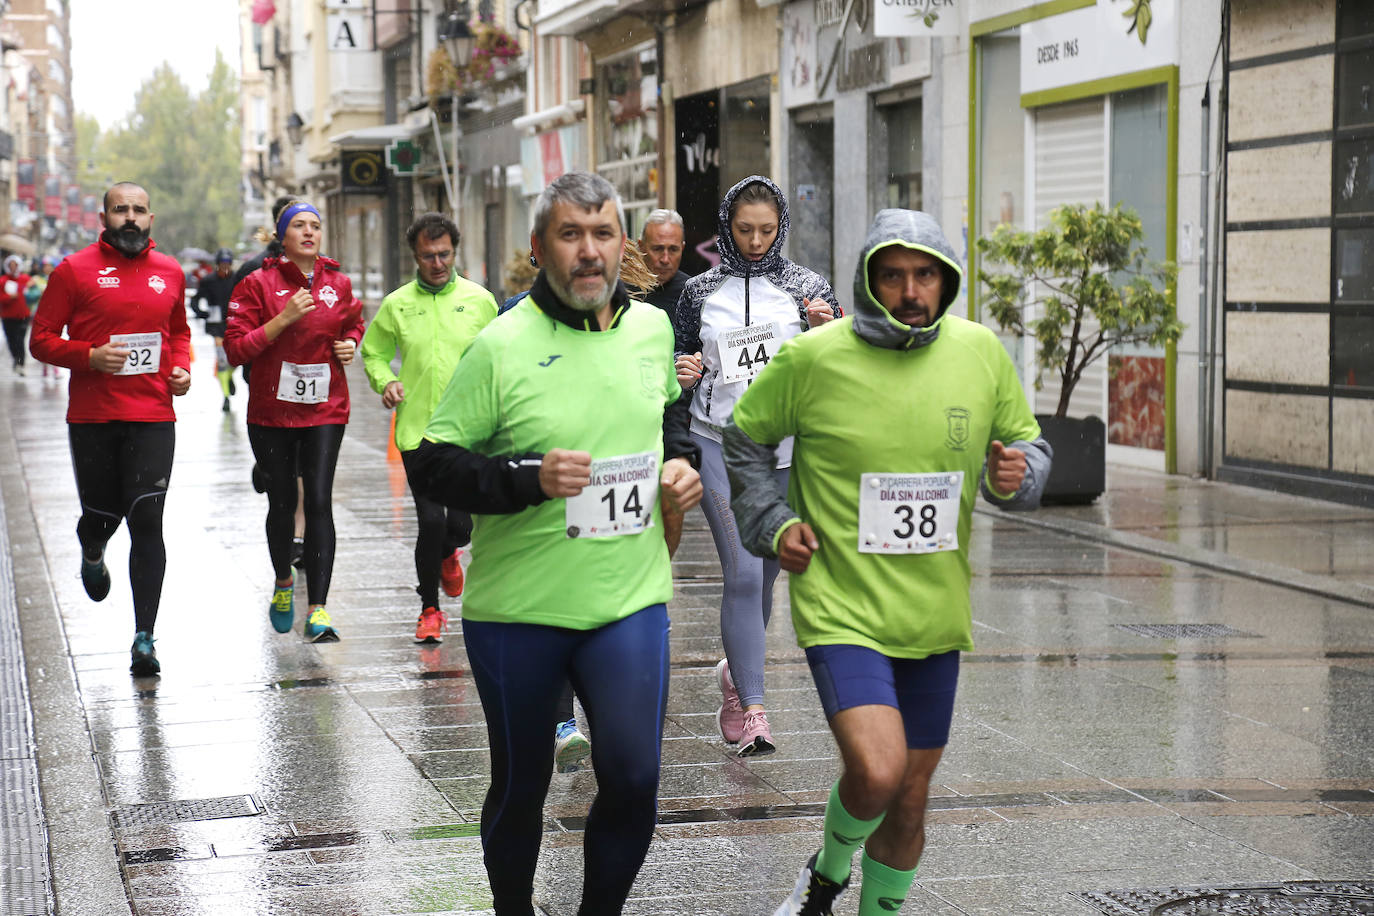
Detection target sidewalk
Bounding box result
[1,343,1371,915]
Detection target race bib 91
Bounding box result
[565,451,659,539]
[858,471,963,554]
[277,361,330,404]
[718,321,782,383]
[109,333,161,376]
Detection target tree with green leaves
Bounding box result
[976,202,1182,418]
[77,52,242,256]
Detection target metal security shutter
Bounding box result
[1031,97,1107,419]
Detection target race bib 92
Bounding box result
[858,471,963,555]
[565,451,659,539]
[109,333,161,376]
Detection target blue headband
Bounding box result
[276,202,321,241]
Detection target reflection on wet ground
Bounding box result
[2,338,1370,915]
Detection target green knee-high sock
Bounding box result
[858,850,918,914]
[217,368,232,398]
[815,780,885,884]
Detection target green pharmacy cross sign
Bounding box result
[386,139,421,176]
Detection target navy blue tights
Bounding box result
[462,604,670,916]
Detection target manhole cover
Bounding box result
[1079,883,1374,916]
[110,794,262,829]
[1114,623,1260,639]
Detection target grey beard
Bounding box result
[103,226,151,258]
[548,267,618,312]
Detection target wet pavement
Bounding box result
[1,328,1371,915]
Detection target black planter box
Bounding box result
[1035,414,1105,505]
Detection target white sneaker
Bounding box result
[773,852,849,916]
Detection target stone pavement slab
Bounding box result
[0,337,1370,915]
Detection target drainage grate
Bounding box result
[1114,623,1260,639]
[1078,882,1374,915]
[110,795,263,829]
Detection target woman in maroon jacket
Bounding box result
[225,201,365,641]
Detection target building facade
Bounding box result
[1218,0,1374,504]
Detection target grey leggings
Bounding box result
[694,431,787,708]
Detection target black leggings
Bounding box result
[401,449,472,609]
[68,421,175,634]
[247,424,345,605]
[3,317,28,365]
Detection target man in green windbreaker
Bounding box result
[361,212,497,643]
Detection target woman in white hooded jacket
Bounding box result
[672,175,841,756]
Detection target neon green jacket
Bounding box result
[361,270,498,451]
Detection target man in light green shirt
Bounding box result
[407,172,702,916]
[361,212,497,643]
[724,209,1052,916]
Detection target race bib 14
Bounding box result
[565,451,659,539]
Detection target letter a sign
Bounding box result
[326,0,372,51]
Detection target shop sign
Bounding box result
[327,10,372,50]
[837,42,888,92]
[874,0,966,37]
[341,150,387,194]
[1020,0,1177,97]
[520,124,586,196]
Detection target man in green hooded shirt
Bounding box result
[725,209,1053,916]
[361,212,498,643]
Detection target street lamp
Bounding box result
[436,3,474,240]
[285,112,305,147]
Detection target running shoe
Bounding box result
[303,607,339,642]
[414,606,447,644]
[269,582,294,633]
[554,718,591,773]
[440,548,465,597]
[221,396,231,413]
[80,552,110,602]
[290,537,305,570]
[715,658,744,744]
[129,631,160,677]
[773,852,849,916]
[737,709,776,757]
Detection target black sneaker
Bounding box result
[81,552,111,602]
[773,852,849,916]
[221,396,231,413]
[130,631,160,677]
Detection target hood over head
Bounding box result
[716,175,789,276]
[3,254,22,273]
[852,208,963,351]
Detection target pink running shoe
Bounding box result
[715,658,744,744]
[738,709,776,757]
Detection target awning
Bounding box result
[0,232,36,256]
[327,122,424,149]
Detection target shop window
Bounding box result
[1337,49,1374,130]
[1339,0,1374,41]
[1335,137,1374,216]
[720,76,772,189]
[1335,228,1374,302]
[1111,85,1168,263]
[977,30,1024,235]
[883,97,922,211]
[596,45,658,237]
[1332,314,1374,389]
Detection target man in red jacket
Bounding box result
[30,181,191,677]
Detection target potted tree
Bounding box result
[976,202,1182,504]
